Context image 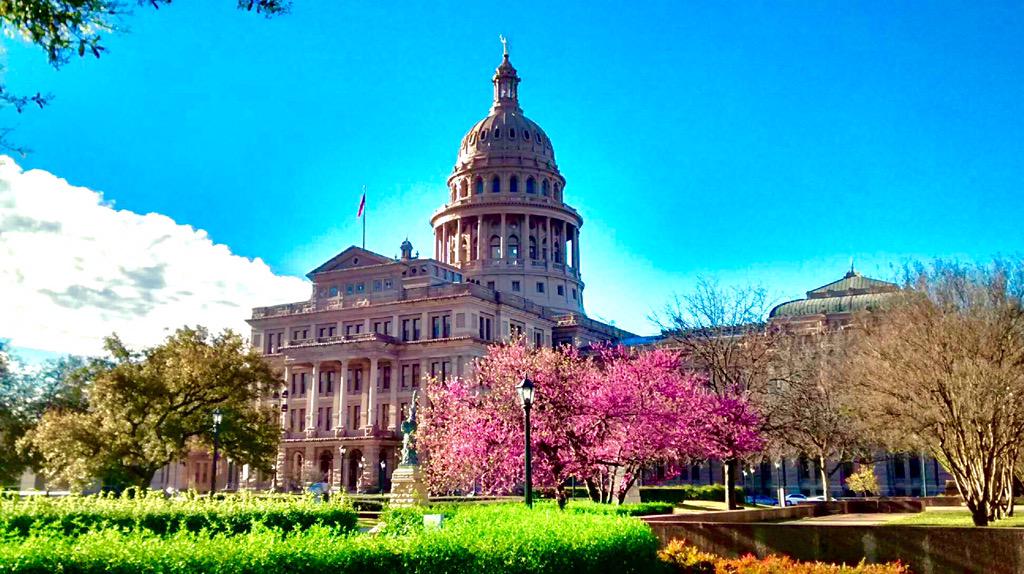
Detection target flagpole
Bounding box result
[362,185,366,250]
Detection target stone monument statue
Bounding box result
[400,391,419,465]
[389,391,428,506]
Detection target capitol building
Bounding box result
[148,48,950,499]
[152,46,633,493]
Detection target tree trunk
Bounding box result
[724,459,739,510]
[818,456,831,502]
[554,484,568,510]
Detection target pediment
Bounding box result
[306,246,392,278]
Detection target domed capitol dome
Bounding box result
[432,40,584,314]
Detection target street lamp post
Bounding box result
[210,408,223,497]
[516,377,536,508]
[379,459,387,493]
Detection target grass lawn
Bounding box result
[889,506,1024,527]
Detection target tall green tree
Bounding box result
[22,327,280,491]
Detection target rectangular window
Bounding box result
[373,279,382,292]
[352,405,361,429]
[512,280,521,292]
[382,365,392,390]
[356,282,365,293]
[317,407,323,430]
[325,407,332,430]
[346,283,354,295]
[384,279,393,289]
[534,330,543,347]
[290,409,297,431]
[401,364,411,388]
[413,318,421,340]
[299,409,306,429]
[430,360,452,383]
[300,373,307,396]
[536,282,545,293]
[431,316,441,339]
[381,404,390,427]
[557,285,564,296]
[400,402,409,421]
[412,363,421,388]
[487,281,496,290]
[510,322,525,339]
[479,314,493,341]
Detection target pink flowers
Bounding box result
[420,343,762,504]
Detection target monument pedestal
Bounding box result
[389,464,428,506]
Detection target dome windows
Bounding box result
[526,177,536,194]
[491,176,500,193]
[509,175,519,193]
[524,130,531,140]
[542,179,549,196]
[509,128,516,139]
[494,128,501,139]
[474,177,483,195]
[481,129,488,141]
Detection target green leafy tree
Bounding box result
[0,0,290,153]
[21,326,280,491]
[845,465,879,497]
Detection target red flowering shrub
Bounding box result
[659,541,910,574]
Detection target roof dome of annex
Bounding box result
[452,46,560,176]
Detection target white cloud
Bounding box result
[0,156,311,356]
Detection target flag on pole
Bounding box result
[357,190,366,218]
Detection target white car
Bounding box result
[784,494,808,506]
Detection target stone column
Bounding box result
[546,216,552,262]
[389,361,399,430]
[334,360,348,435]
[442,222,449,263]
[475,216,483,261]
[525,213,531,259]
[573,225,580,275]
[500,214,507,260]
[455,218,462,264]
[332,447,344,493]
[360,445,380,493]
[305,363,319,434]
[340,447,350,492]
[302,445,315,487]
[367,357,379,431]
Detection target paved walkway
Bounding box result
[780,512,916,526]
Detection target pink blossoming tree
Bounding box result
[420,342,763,507]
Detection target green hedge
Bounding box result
[0,492,358,537]
[0,504,665,574]
[640,485,745,504]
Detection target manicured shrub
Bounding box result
[0,504,665,574]
[640,485,745,504]
[0,491,357,537]
[658,539,716,573]
[657,541,909,574]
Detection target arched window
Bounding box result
[525,130,531,140]
[508,235,520,260]
[510,175,519,193]
[459,179,468,198]
[554,184,562,201]
[542,238,548,260]
[489,235,501,259]
[529,236,537,259]
[481,129,488,141]
[491,176,500,193]
[542,180,550,196]
[474,177,483,195]
[494,128,501,139]
[509,128,516,139]
[553,242,562,263]
[526,177,536,194]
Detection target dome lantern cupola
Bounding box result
[492,35,521,112]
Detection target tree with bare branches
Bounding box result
[656,277,785,508]
[851,259,1024,526]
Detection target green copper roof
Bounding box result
[807,270,898,298]
[769,269,900,318]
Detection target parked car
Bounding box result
[745,495,780,506]
[784,493,808,506]
[805,495,827,502]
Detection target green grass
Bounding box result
[888,506,1024,528]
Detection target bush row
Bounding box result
[0,505,664,574]
[640,485,745,504]
[0,492,357,537]
[658,540,909,573]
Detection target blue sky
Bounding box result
[2,1,1022,357]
